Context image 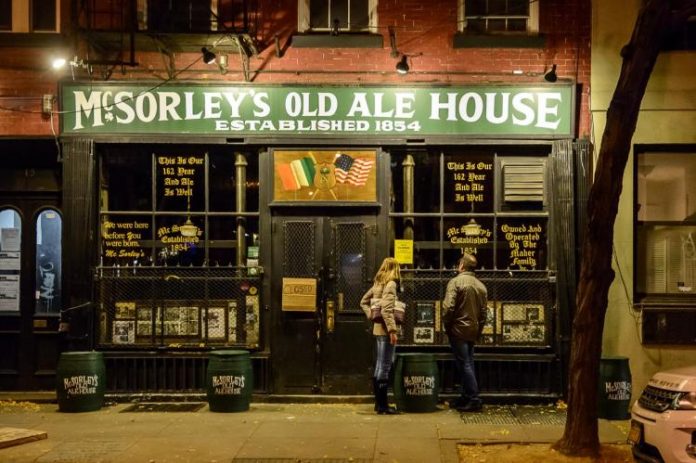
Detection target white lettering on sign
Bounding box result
[63,375,99,396]
[604,381,631,401]
[68,88,568,134]
[212,375,246,395]
[428,91,561,129]
[404,375,435,396]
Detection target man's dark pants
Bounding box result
[449,338,482,407]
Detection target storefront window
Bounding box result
[98,145,259,268]
[390,148,548,271]
[636,151,696,296]
[35,209,61,314]
[0,208,21,312]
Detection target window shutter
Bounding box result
[503,162,545,203]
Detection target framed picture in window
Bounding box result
[204,306,226,341]
[112,320,135,344]
[114,301,136,319]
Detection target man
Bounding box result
[442,253,488,412]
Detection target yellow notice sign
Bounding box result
[394,239,413,265]
[281,278,317,312]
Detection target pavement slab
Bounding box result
[0,401,631,462]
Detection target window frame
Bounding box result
[634,145,696,301]
[457,0,539,35]
[298,0,378,33]
[0,0,60,32]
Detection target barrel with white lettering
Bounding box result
[598,356,632,420]
[56,351,106,413]
[206,350,252,412]
[393,353,439,413]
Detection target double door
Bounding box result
[0,195,62,390]
[271,214,378,394]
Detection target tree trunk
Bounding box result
[553,0,683,456]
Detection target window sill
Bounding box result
[0,32,66,48]
[291,33,383,49]
[453,33,546,49]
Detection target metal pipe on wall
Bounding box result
[235,153,247,267]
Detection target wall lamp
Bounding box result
[544,64,558,82]
[396,55,410,75]
[201,47,216,64]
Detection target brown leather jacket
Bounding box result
[442,271,488,342]
[360,280,399,335]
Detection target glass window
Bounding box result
[0,208,21,312]
[0,0,10,30]
[99,145,259,269]
[35,209,61,314]
[460,0,538,35]
[301,0,375,32]
[101,149,152,211]
[32,0,56,31]
[389,147,549,272]
[662,16,696,51]
[636,150,696,297]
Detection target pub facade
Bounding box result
[0,0,592,398]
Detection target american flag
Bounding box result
[334,154,374,186]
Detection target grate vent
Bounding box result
[120,402,206,412]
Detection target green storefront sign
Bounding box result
[60,83,574,137]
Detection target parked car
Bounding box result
[629,366,696,463]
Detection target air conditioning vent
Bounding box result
[503,163,545,202]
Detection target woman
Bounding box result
[360,257,401,415]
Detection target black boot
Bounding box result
[372,378,379,411]
[376,379,399,415]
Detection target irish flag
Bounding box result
[277,156,316,191]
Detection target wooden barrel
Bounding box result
[393,353,439,413]
[598,356,632,420]
[56,351,106,413]
[206,350,253,412]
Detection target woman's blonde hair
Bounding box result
[374,257,401,285]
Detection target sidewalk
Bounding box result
[0,397,630,463]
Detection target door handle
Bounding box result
[326,300,335,333]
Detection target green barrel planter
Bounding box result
[393,353,439,413]
[598,356,632,420]
[206,350,253,412]
[56,351,106,413]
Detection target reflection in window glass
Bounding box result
[35,209,62,314]
[0,208,21,312]
[637,152,696,222]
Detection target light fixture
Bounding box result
[41,94,54,117]
[218,54,228,74]
[463,218,482,237]
[396,55,409,75]
[201,47,216,65]
[179,218,199,237]
[544,64,558,82]
[51,57,67,70]
[179,192,200,238]
[389,26,399,58]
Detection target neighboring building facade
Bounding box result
[1,0,592,397]
[593,2,696,398]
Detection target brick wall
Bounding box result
[0,0,591,137]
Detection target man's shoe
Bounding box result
[449,397,470,409]
[377,405,400,415]
[456,401,483,412]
